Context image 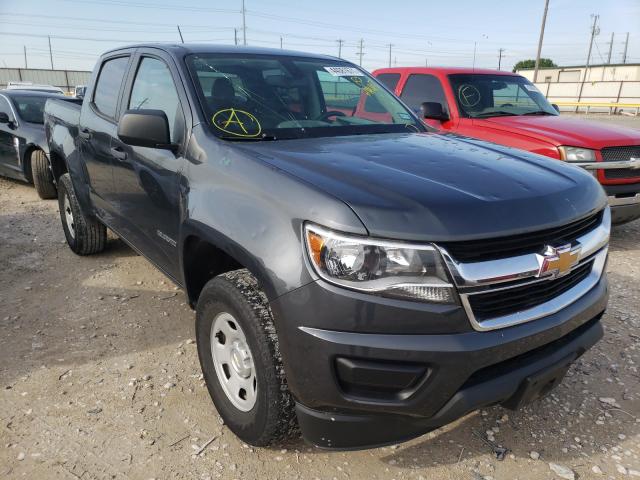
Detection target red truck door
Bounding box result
[396,74,458,131]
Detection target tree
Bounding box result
[512,58,557,73]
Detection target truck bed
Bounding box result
[44,97,81,129]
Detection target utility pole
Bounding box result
[337,39,344,58]
[357,39,364,66]
[241,0,247,46]
[585,14,600,76]
[234,28,238,46]
[425,58,428,67]
[606,32,614,64]
[280,36,283,49]
[48,35,54,70]
[577,14,599,110]
[498,48,505,70]
[472,41,477,69]
[24,46,27,69]
[622,32,629,63]
[388,44,393,68]
[177,25,184,43]
[533,0,550,82]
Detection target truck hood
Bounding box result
[481,115,640,149]
[238,132,606,241]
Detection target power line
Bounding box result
[60,0,238,13]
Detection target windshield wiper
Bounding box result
[473,111,517,118]
[219,134,278,142]
[521,111,554,116]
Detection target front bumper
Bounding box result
[605,184,640,224]
[271,274,608,449]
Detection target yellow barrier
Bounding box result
[553,101,640,115]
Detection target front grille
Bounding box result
[601,146,640,180]
[441,210,603,262]
[468,260,593,320]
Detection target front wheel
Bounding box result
[196,269,296,446]
[57,173,107,255]
[31,150,57,199]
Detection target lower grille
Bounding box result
[468,260,594,320]
[602,146,640,181]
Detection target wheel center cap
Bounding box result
[230,341,251,378]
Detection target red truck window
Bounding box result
[400,74,447,113]
[376,73,401,92]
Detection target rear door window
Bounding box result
[0,96,13,119]
[400,74,447,113]
[376,73,401,92]
[93,56,129,119]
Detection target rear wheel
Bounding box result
[57,173,107,255]
[31,150,57,199]
[196,269,297,446]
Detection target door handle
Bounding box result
[78,128,91,140]
[110,147,128,160]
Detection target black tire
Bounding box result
[57,173,107,255]
[31,150,57,199]
[196,269,297,446]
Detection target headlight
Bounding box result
[304,224,456,303]
[558,146,596,162]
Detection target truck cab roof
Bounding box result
[374,67,518,77]
[102,43,341,62]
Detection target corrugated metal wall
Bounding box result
[0,68,92,93]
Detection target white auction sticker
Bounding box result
[324,66,364,77]
[524,84,540,93]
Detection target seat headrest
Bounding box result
[211,77,235,103]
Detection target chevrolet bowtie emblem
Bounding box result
[537,243,582,279]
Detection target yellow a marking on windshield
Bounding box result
[212,108,262,137]
[222,108,249,134]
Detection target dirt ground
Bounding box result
[1,114,640,479]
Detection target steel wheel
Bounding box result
[210,311,258,411]
[63,193,76,239]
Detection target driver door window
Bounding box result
[128,57,184,143]
[400,74,448,113]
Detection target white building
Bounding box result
[517,63,640,83]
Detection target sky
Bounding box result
[0,0,638,73]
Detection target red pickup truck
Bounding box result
[373,67,640,224]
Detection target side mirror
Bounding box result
[552,103,560,113]
[0,112,10,124]
[420,102,449,121]
[118,109,176,152]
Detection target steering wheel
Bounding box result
[500,103,515,107]
[317,110,346,122]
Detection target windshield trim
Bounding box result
[184,52,428,141]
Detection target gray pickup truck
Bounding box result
[44,44,610,449]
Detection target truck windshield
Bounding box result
[10,95,49,124]
[448,74,558,119]
[186,53,426,140]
